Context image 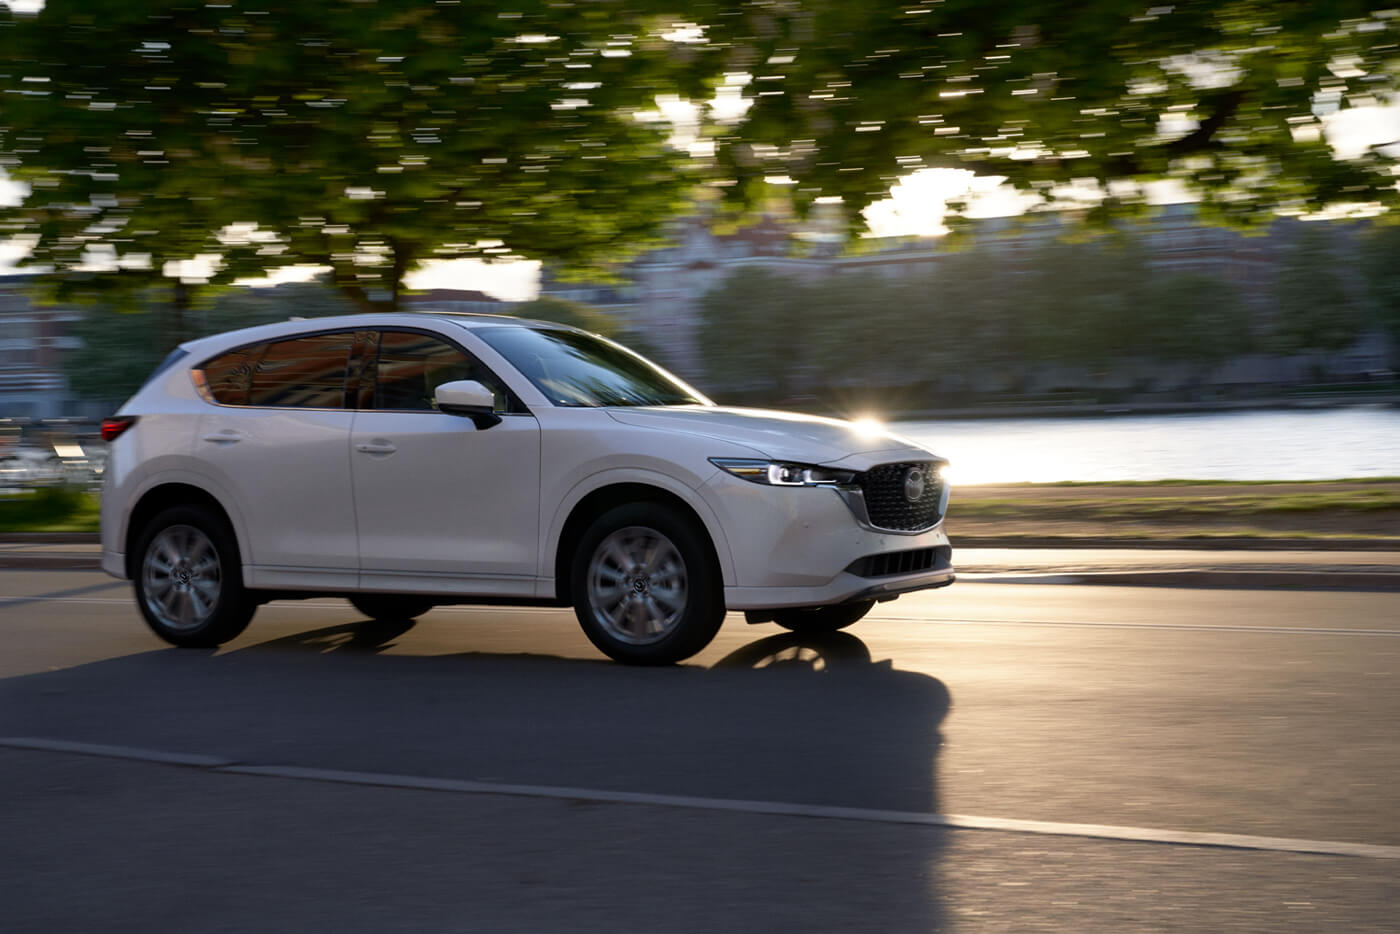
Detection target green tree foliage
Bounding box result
[3,0,1397,342]
[1015,236,1153,367]
[696,266,820,397]
[1142,272,1251,364]
[919,248,1024,364]
[800,270,875,383]
[1272,224,1364,353]
[697,231,1259,400]
[0,0,705,319]
[510,295,622,338]
[1359,224,1400,352]
[64,309,170,407]
[63,282,354,402]
[805,270,943,396]
[708,1,1400,230]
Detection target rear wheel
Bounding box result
[571,503,724,665]
[349,594,436,621]
[134,505,255,647]
[770,600,875,634]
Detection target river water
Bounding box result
[892,406,1400,484]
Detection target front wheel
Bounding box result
[133,505,255,648]
[770,600,875,634]
[571,503,724,665]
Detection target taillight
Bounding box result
[101,416,138,442]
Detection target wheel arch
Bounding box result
[123,482,241,580]
[551,480,731,606]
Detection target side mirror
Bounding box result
[434,380,501,430]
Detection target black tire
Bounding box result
[770,600,875,634]
[133,504,255,648]
[349,594,436,621]
[571,502,725,665]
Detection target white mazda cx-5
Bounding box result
[100,313,954,664]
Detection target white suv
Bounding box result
[100,313,954,664]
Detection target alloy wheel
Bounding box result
[585,525,689,645]
[141,523,223,631]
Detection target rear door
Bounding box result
[194,329,364,586]
[349,328,541,595]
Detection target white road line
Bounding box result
[0,736,236,768]
[3,737,1397,860]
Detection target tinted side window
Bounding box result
[244,332,355,409]
[368,330,509,412]
[198,347,256,406]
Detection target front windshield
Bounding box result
[475,326,710,408]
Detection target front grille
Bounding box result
[856,461,945,531]
[847,545,951,578]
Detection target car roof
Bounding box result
[175,310,570,359]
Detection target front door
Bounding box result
[349,329,541,596]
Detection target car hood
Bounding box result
[604,406,937,466]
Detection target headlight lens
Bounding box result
[709,458,856,487]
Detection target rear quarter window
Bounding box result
[193,331,355,409]
[247,333,354,408]
[195,347,256,405]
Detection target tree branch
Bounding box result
[1163,89,1247,159]
[943,88,1249,187]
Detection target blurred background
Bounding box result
[4,10,1398,931]
[2,0,1398,497]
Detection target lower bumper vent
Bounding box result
[846,545,952,579]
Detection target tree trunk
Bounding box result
[337,243,412,314]
[389,239,409,311]
[165,279,191,353]
[338,284,388,315]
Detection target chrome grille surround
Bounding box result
[835,460,948,534]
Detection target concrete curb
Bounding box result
[960,569,1400,592]
[0,555,102,570]
[0,532,99,544]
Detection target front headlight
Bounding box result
[709,458,856,487]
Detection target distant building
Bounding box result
[0,276,99,419]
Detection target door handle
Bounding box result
[355,440,397,455]
[201,430,242,444]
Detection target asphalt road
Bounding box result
[2,570,1397,932]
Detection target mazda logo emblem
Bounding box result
[903,466,926,503]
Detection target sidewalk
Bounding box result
[3,534,1399,591]
[0,535,102,571]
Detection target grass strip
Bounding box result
[956,491,1400,519]
[0,488,100,533]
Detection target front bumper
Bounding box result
[101,549,126,580]
[727,565,954,610]
[700,469,955,610]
